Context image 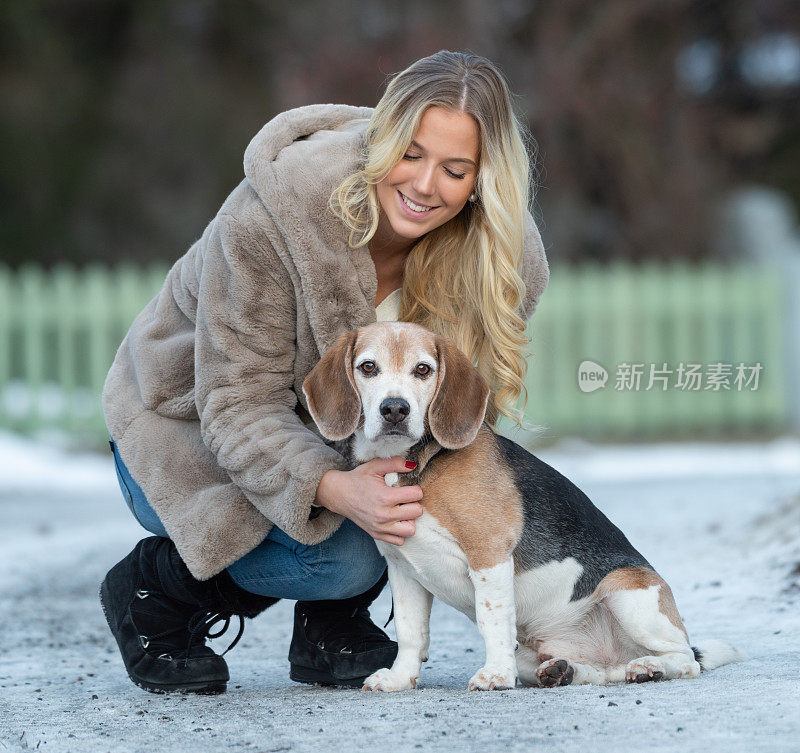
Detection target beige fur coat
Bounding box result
[102,104,550,580]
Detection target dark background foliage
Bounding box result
[2,0,798,268]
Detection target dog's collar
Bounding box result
[332,429,445,478]
[399,430,444,484]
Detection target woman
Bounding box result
[100,50,550,694]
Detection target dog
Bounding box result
[302,321,741,691]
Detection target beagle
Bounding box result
[302,321,741,691]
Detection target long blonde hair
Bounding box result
[330,50,535,428]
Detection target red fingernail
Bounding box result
[405,461,417,469]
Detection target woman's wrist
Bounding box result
[314,468,345,512]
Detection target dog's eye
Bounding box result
[359,361,377,375]
[415,363,431,376]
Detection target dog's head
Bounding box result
[302,322,489,451]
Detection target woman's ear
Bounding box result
[428,335,489,449]
[302,330,361,440]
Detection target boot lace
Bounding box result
[186,611,246,658]
[136,604,245,663]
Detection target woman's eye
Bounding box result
[415,364,431,376]
[404,154,464,180]
[359,361,377,374]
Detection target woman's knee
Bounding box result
[322,557,386,600]
[227,520,386,601]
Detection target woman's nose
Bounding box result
[412,163,436,198]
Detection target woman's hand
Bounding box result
[315,457,424,546]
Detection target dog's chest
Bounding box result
[376,511,477,617]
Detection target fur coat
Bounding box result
[102,103,550,580]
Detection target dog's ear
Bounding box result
[302,330,361,441]
[428,335,489,449]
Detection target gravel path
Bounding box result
[1,437,799,753]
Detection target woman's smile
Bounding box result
[397,190,437,217]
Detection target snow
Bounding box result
[0,430,117,495]
[1,429,799,752]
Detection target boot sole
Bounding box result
[99,580,227,695]
[289,663,367,688]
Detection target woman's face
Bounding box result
[375,106,480,242]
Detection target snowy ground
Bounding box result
[1,430,799,753]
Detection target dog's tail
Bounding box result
[692,639,745,671]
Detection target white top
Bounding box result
[375,288,402,322]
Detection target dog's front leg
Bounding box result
[467,558,517,690]
[362,561,432,692]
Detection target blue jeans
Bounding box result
[109,439,386,600]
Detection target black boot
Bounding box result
[288,569,398,687]
[100,536,278,694]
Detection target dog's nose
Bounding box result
[380,397,410,425]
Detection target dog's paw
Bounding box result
[536,658,575,688]
[362,668,418,692]
[467,666,516,691]
[625,657,666,683]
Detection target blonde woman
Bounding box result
[100,50,549,694]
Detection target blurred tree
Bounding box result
[1,0,798,267]
[461,0,800,261]
[1,0,283,266]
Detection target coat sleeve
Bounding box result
[193,211,349,536]
[519,210,550,321]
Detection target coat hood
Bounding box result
[243,103,374,217]
[242,104,379,360]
